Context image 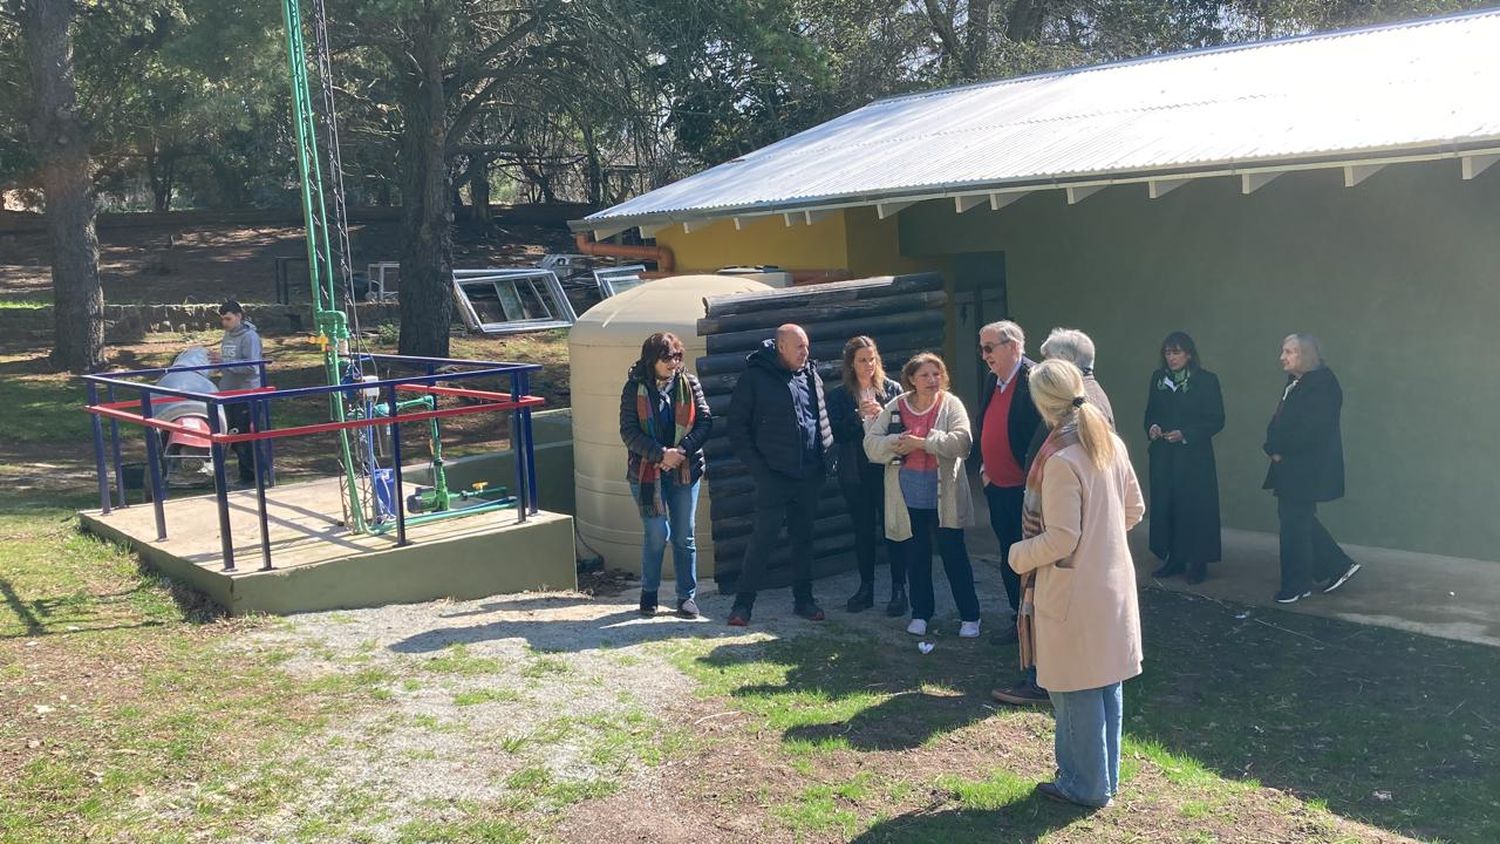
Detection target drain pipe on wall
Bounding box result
[574,232,675,273]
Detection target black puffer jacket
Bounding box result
[618,365,712,482]
[727,340,836,480]
[826,377,901,486]
[1263,366,1345,502]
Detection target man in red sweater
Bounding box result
[974,321,1042,640]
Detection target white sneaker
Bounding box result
[958,620,982,639]
[906,618,928,636]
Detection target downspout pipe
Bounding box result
[575,232,674,273]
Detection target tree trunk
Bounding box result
[21,0,104,372]
[147,144,175,212]
[469,160,492,226]
[581,120,603,206]
[1005,0,1048,44]
[396,8,454,358]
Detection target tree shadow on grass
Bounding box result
[849,794,1090,843]
[686,625,1006,752]
[1129,588,1500,843]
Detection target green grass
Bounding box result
[0,503,377,842]
[0,372,91,443]
[422,643,506,676]
[0,298,49,309]
[519,654,572,679]
[453,688,524,707]
[502,765,620,809]
[393,817,530,844]
[657,598,1500,843]
[933,769,1036,811]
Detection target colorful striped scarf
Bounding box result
[634,373,695,517]
[1016,422,1080,672]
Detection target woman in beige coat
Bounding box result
[1009,359,1145,810]
[864,353,979,638]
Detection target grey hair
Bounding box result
[1040,327,1096,370]
[1284,333,1325,370]
[980,320,1025,348]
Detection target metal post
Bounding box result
[87,382,110,515]
[262,389,277,487]
[387,384,408,546]
[519,370,539,515]
[254,365,275,488]
[206,398,236,571]
[106,384,126,508]
[251,397,273,571]
[510,372,527,524]
[140,392,168,541]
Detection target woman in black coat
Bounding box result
[1263,333,1361,604]
[619,332,713,618]
[826,335,905,615]
[1144,332,1225,584]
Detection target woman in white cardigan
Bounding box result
[1009,359,1145,810]
[864,353,979,638]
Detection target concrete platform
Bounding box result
[79,476,576,616]
[963,481,1500,648]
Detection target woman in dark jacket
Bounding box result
[1144,331,1225,584]
[1263,333,1361,604]
[826,336,905,614]
[619,332,713,618]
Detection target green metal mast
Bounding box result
[279,0,366,532]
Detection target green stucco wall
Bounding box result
[898,159,1500,562]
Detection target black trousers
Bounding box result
[1277,496,1354,592]
[903,507,980,622]
[225,402,256,484]
[734,470,825,609]
[984,483,1026,613]
[839,461,904,590]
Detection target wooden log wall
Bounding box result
[694,273,949,592]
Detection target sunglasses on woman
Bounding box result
[662,352,684,362]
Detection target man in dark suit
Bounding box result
[974,320,1043,641]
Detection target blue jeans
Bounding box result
[1048,682,1124,806]
[630,476,699,601]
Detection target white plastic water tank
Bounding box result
[570,274,772,580]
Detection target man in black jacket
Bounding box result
[726,324,836,626]
[974,321,1043,638]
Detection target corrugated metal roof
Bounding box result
[583,10,1500,229]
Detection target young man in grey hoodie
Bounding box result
[213,299,263,485]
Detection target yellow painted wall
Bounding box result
[843,205,936,277]
[652,213,849,271]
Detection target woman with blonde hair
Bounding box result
[864,352,980,638]
[1008,359,1145,809]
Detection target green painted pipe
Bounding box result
[366,497,518,535]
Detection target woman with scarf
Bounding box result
[1009,359,1145,810]
[618,332,712,618]
[826,335,905,615]
[1143,331,1224,584]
